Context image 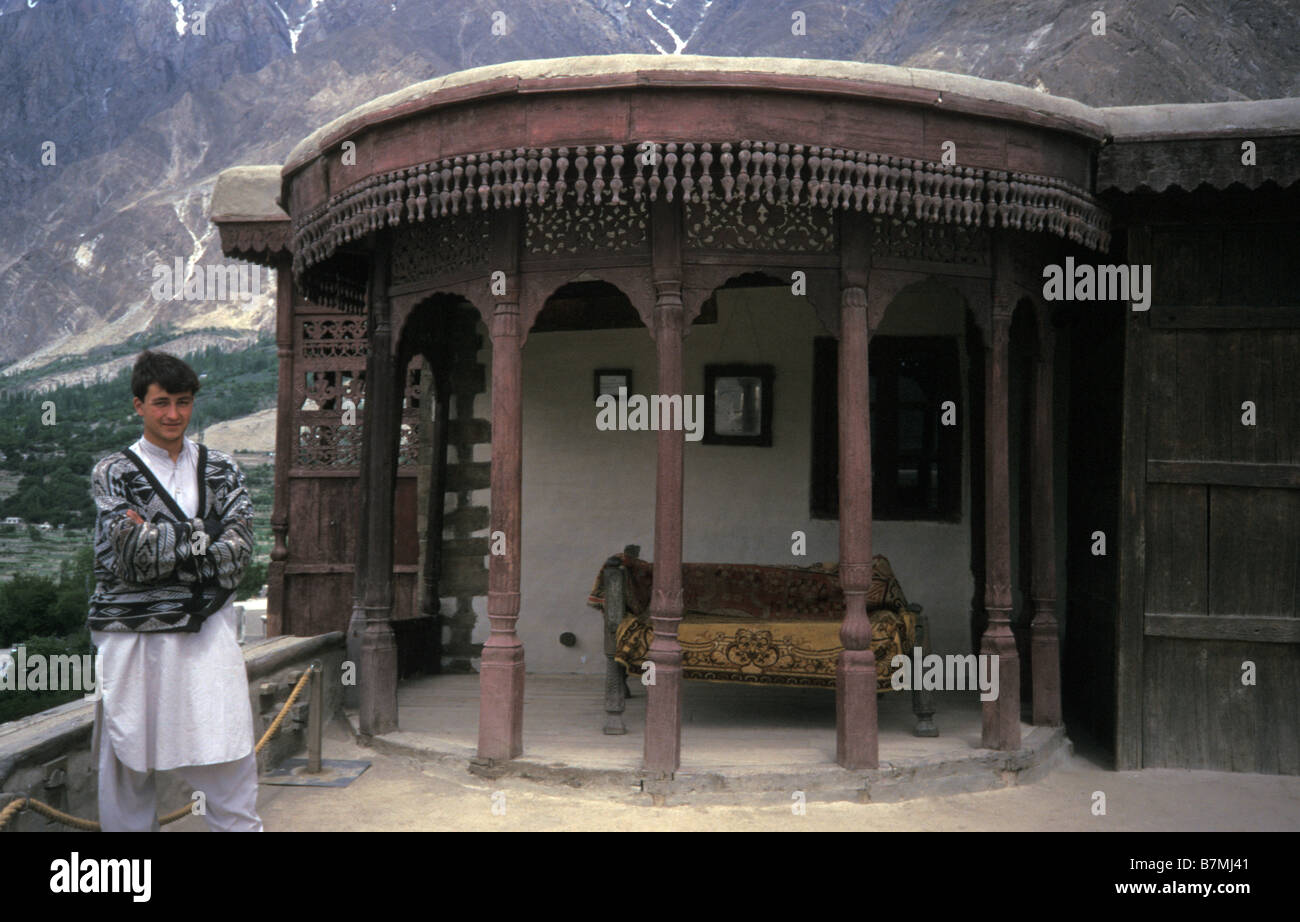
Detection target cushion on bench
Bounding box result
[587,555,916,691]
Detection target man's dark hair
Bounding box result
[131,350,201,401]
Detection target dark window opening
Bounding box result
[810,335,961,521]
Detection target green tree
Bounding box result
[50,545,95,630]
[0,572,59,643]
[236,560,268,601]
[0,633,93,724]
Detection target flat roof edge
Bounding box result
[1102,98,1300,142]
[280,54,1110,176]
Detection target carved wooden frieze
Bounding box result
[1097,137,1300,194]
[871,216,989,266]
[291,140,1111,284]
[685,198,834,252]
[300,368,363,412]
[296,422,363,468]
[218,220,291,264]
[292,360,422,468]
[295,313,368,469]
[391,211,492,286]
[524,199,649,257]
[301,317,368,358]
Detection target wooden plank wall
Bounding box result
[284,474,421,637]
[1136,213,1300,774]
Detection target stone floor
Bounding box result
[385,673,1010,768]
[339,673,1064,803]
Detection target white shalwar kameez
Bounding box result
[91,435,262,832]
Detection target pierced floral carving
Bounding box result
[871,216,990,265]
[302,317,368,358]
[684,199,834,252]
[296,422,363,468]
[391,211,491,285]
[524,199,649,256]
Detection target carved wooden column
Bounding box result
[478,211,525,761]
[345,391,371,710]
[358,234,400,735]
[836,212,878,770]
[644,196,686,775]
[1030,318,1062,725]
[267,257,293,638]
[981,237,1022,750]
[836,285,879,769]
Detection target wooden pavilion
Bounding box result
[210,56,1299,776]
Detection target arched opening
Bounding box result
[683,269,812,560]
[848,276,972,662]
[395,293,487,677]
[515,277,652,676]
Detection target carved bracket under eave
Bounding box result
[216,220,292,267]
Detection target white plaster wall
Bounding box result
[482,280,982,673]
[869,280,975,660]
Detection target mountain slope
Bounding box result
[1,0,1296,372]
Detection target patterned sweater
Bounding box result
[87,441,254,633]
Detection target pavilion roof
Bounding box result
[282,54,1110,174]
[210,56,1300,279]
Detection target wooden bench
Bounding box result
[589,545,939,737]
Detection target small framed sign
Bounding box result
[703,363,774,446]
[594,368,632,400]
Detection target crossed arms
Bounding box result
[91,455,254,591]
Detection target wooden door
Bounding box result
[1118,218,1300,773]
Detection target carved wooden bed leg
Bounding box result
[602,556,628,735]
[910,607,939,737]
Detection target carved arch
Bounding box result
[682,264,840,336]
[518,267,655,345]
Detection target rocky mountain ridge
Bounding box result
[1,0,1296,375]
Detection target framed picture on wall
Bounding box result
[703,363,774,446]
[594,368,632,400]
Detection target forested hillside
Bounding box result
[0,332,276,527]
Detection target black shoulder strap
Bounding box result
[121,446,189,522]
[196,442,208,519]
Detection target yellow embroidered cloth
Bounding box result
[589,555,916,691]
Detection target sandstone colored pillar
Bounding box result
[980,299,1021,750]
[836,285,879,770]
[267,257,293,639]
[643,279,686,776]
[358,241,399,736]
[477,297,525,761]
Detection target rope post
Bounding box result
[307,662,323,774]
[0,665,317,832]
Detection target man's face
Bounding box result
[134,383,193,446]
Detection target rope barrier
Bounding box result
[0,665,318,832]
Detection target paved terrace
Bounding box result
[159,673,1300,831]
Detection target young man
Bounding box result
[87,349,262,832]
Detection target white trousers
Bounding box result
[97,726,263,832]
